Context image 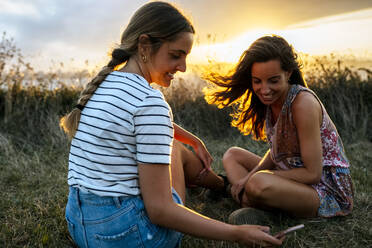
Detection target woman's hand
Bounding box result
[237,225,284,247]
[231,174,251,204]
[193,139,213,170]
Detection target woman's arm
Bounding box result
[173,123,212,169]
[251,149,276,174]
[272,92,323,185]
[138,163,282,246]
[173,123,198,146]
[235,149,275,185]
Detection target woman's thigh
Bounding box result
[245,172,320,217]
[170,140,187,202]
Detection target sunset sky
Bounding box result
[1,0,372,71]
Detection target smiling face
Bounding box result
[145,32,193,87]
[251,59,292,109]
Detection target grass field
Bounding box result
[1,35,371,247]
[0,109,371,247]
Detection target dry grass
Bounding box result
[1,33,371,247]
[1,123,371,247]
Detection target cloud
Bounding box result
[0,0,40,17]
[190,8,372,63]
[287,7,372,28]
[1,1,145,45]
[1,1,371,71]
[0,0,148,70]
[281,8,372,54]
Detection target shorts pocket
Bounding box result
[139,210,159,235]
[84,202,136,225]
[95,224,143,248]
[138,210,164,246]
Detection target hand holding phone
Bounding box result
[274,224,304,238]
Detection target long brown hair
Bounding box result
[204,35,307,140]
[60,1,194,139]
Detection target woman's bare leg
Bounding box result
[222,147,262,185]
[170,140,187,202]
[223,147,319,217]
[170,140,224,203]
[243,171,320,217]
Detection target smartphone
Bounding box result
[274,224,304,238]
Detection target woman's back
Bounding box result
[68,72,173,197]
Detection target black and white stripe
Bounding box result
[68,72,174,197]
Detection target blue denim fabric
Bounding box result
[65,187,183,248]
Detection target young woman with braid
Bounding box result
[60,2,282,247]
[205,35,354,220]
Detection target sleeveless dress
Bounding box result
[265,84,354,217]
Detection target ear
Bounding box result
[138,34,151,55]
[138,34,151,45]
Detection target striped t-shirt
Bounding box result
[67,71,174,197]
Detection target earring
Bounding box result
[142,55,147,63]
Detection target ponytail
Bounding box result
[60,48,130,139]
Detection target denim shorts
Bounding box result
[65,186,183,248]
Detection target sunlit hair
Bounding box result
[204,35,307,140]
[60,1,194,139]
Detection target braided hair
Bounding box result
[60,1,194,139]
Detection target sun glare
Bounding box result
[189,8,372,65]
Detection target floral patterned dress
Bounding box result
[265,84,354,217]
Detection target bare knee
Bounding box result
[245,172,273,199]
[222,147,241,170]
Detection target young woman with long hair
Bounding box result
[205,35,353,219]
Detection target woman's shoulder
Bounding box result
[291,87,322,118]
[292,89,320,111]
[290,89,323,129]
[290,84,319,107]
